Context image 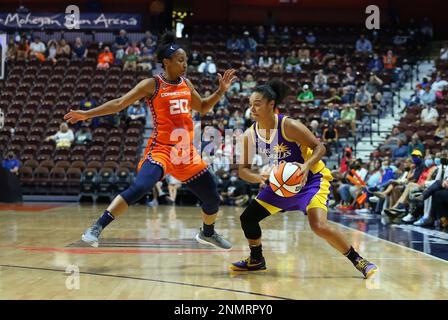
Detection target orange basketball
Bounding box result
[269,162,303,197]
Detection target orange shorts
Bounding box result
[137,143,208,183]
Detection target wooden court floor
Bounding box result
[0,204,447,300]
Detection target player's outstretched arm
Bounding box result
[64,78,155,124]
[187,69,237,114]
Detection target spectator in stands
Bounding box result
[240,31,257,53]
[365,73,384,103]
[212,150,231,181]
[123,47,138,71]
[29,36,46,62]
[312,48,323,64]
[125,41,141,56]
[309,119,321,139]
[284,50,301,73]
[2,151,20,175]
[166,174,181,205]
[74,124,92,145]
[339,147,353,174]
[408,133,425,156]
[431,73,448,98]
[258,50,273,69]
[16,36,29,61]
[137,46,153,71]
[298,43,311,64]
[6,38,17,61]
[435,118,448,141]
[220,169,249,206]
[419,86,436,106]
[314,69,329,92]
[322,123,339,155]
[420,16,433,39]
[72,37,88,60]
[241,74,257,97]
[380,127,407,153]
[272,50,284,72]
[216,94,230,110]
[431,179,448,231]
[45,122,74,149]
[420,103,439,125]
[324,59,338,75]
[56,39,71,58]
[229,110,245,130]
[0,108,4,129]
[305,31,316,44]
[339,103,356,137]
[392,139,409,160]
[279,26,291,44]
[385,152,437,216]
[256,25,266,43]
[383,50,397,71]
[227,34,242,51]
[198,56,217,76]
[354,86,373,113]
[114,29,129,61]
[126,102,147,125]
[80,92,99,128]
[140,30,156,47]
[97,46,114,70]
[321,103,340,124]
[367,53,383,73]
[297,84,314,104]
[355,34,373,53]
[241,52,257,70]
[323,88,341,104]
[341,66,356,88]
[47,40,58,64]
[188,50,203,70]
[440,43,448,60]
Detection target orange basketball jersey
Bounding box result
[144,75,194,151]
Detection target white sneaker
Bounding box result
[402,213,416,223]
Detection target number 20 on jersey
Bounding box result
[170,99,189,115]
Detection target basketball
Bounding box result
[269,162,303,197]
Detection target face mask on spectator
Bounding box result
[435,158,441,166]
[381,165,388,171]
[424,159,433,167]
[230,176,238,182]
[412,157,422,165]
[345,152,351,157]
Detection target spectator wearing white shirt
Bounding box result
[29,37,46,55]
[440,43,448,60]
[431,75,448,97]
[0,108,4,129]
[258,50,273,69]
[45,122,74,149]
[198,56,217,76]
[420,104,439,125]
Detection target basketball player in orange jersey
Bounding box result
[229,80,378,279]
[64,32,237,249]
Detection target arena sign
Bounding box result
[0,12,141,30]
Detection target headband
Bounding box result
[163,43,182,59]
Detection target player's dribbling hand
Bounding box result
[217,69,238,93]
[63,110,89,124]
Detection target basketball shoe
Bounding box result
[230,257,266,271]
[354,257,378,279]
[81,223,103,247]
[195,228,232,250]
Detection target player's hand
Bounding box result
[64,109,89,124]
[217,69,237,94]
[442,180,448,189]
[293,162,310,188]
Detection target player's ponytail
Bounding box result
[156,31,182,65]
[253,79,290,109]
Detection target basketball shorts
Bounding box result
[137,143,208,183]
[256,167,333,215]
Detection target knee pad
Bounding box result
[240,200,270,240]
